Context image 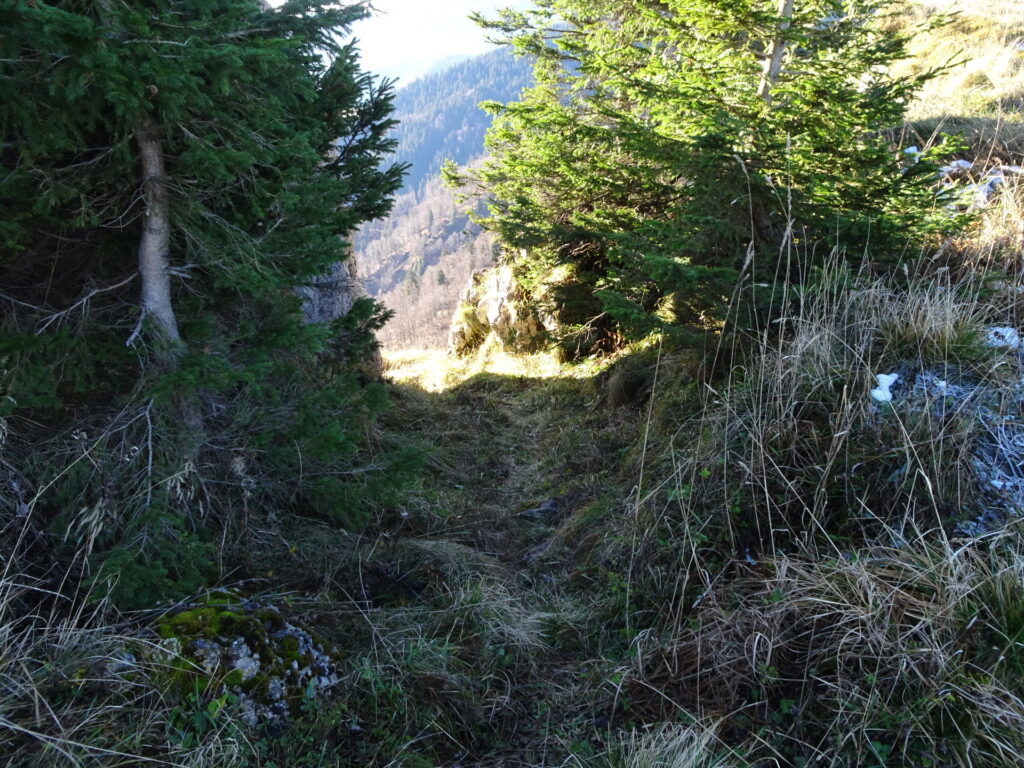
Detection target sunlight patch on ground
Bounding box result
[383,337,596,392]
[384,349,457,392]
[899,0,1024,125]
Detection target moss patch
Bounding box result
[154,591,343,728]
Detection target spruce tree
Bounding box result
[0,0,411,606]
[455,0,955,349]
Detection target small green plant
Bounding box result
[167,684,236,750]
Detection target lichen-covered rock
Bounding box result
[155,592,342,729]
[479,265,544,346]
[448,265,543,356]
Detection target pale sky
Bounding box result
[270,1,526,85]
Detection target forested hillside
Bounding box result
[356,48,532,348]
[385,47,533,194]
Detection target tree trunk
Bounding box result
[135,115,205,449]
[135,114,182,348]
[757,0,795,108]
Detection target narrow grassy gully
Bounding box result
[374,344,645,764]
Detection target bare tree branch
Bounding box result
[35,272,138,335]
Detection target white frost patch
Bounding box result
[940,159,973,176]
[971,167,1024,207]
[940,164,1023,211]
[986,326,1021,349]
[870,372,899,403]
[904,370,1024,537]
[974,177,1004,206]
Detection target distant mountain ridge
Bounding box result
[396,54,473,87]
[387,47,532,194]
[356,47,533,348]
[377,54,473,93]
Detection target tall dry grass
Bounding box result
[616,183,1024,764]
[0,546,252,766]
[626,534,1024,766]
[646,260,1003,555]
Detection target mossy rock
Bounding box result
[153,591,343,728]
[449,301,489,356]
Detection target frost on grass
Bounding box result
[938,158,1024,209]
[986,326,1021,349]
[875,362,1024,536]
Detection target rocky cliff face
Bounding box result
[297,246,364,326]
[448,265,544,356]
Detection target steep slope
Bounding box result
[387,47,533,195]
[355,48,533,349]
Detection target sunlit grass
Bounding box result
[384,334,600,392]
[897,0,1024,127]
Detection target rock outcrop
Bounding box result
[297,243,383,372]
[297,246,364,326]
[156,592,342,730]
[448,265,544,356]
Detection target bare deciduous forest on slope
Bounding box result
[356,49,531,349]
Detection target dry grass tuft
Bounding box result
[0,568,252,766]
[648,261,1009,557]
[626,533,1024,767]
[577,723,738,768]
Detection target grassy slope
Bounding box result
[897,0,1024,155]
